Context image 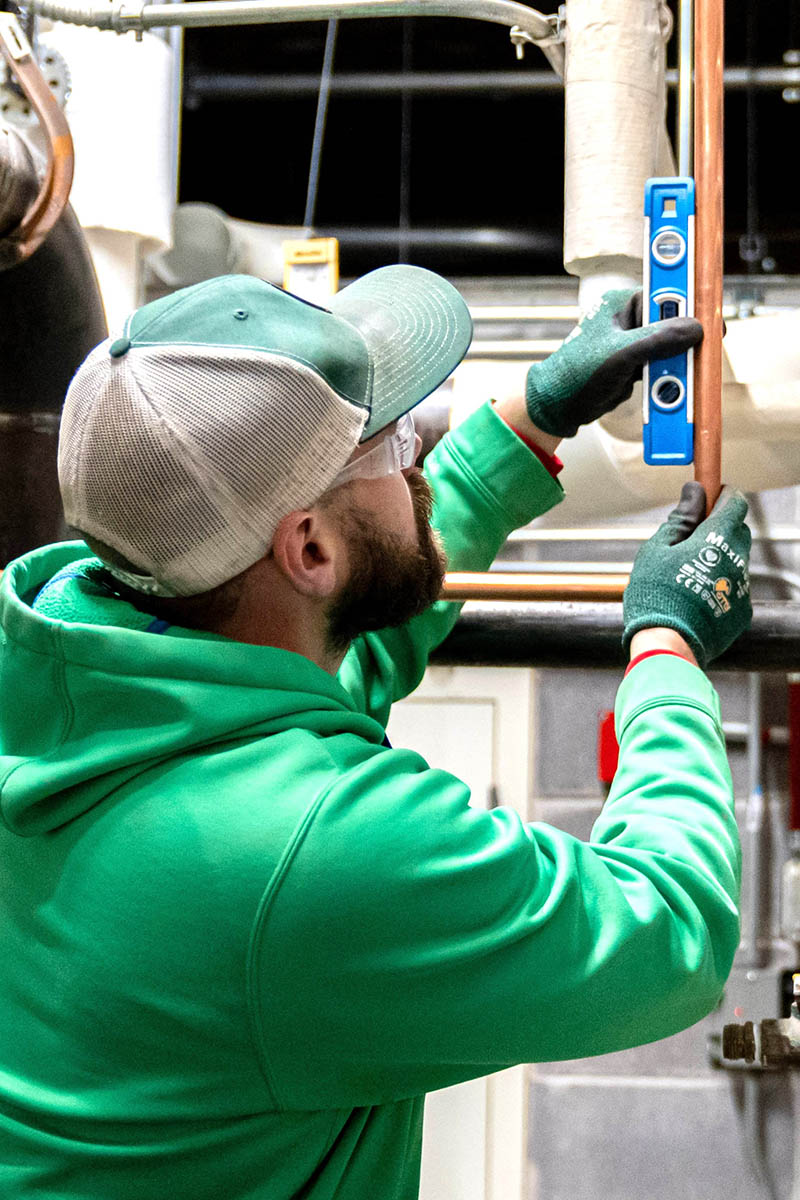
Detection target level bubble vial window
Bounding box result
[653,230,686,265]
[652,376,684,409]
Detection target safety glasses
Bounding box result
[331,411,419,487]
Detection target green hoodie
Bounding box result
[0,404,740,1200]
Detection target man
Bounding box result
[0,267,751,1199]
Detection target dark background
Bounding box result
[180,1,800,279]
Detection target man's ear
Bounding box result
[271,507,341,599]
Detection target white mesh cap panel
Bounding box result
[59,340,366,595]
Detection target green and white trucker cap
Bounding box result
[58,267,472,597]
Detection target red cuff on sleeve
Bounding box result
[502,418,564,479]
[624,648,695,677]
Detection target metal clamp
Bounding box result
[0,13,74,265]
[115,0,147,38]
[509,7,563,60]
[0,12,29,60]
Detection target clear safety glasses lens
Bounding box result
[332,412,417,486]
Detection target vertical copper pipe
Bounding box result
[693,0,725,512]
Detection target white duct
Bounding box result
[563,0,675,311]
[146,204,313,290]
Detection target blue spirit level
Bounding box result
[642,177,695,465]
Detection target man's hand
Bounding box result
[622,482,753,670]
[525,289,703,440]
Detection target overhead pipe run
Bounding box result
[25,0,564,71]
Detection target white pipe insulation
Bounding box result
[563,0,675,311]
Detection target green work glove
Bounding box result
[526,289,703,439]
[622,482,753,670]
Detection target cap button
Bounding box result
[233,309,248,321]
[109,337,132,358]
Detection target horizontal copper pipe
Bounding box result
[442,572,629,602]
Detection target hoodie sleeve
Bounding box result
[249,655,740,1110]
[337,402,563,725]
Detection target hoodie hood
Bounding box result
[0,543,383,837]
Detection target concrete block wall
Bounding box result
[523,485,800,1200]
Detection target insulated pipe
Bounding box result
[562,0,674,310]
[693,0,725,510]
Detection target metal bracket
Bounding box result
[0,12,31,60]
[115,1,147,39]
[510,7,564,61]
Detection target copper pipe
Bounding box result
[692,0,724,512]
[441,572,629,602]
[0,14,74,265]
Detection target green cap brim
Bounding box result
[329,265,473,441]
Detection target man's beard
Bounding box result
[326,470,446,655]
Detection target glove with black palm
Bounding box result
[622,482,753,670]
[525,289,703,439]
